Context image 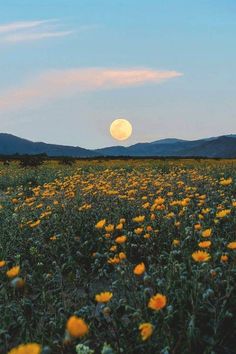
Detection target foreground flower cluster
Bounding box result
[0,159,236,353]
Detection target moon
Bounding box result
[110,118,132,141]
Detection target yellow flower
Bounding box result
[216,209,231,218]
[198,241,211,248]
[29,220,41,228]
[115,235,127,244]
[0,260,6,267]
[11,198,18,204]
[108,256,120,264]
[139,323,154,341]
[227,241,236,250]
[192,250,211,262]
[166,212,175,219]
[148,293,167,311]
[116,223,123,230]
[133,262,146,275]
[194,224,201,230]
[66,316,89,338]
[220,178,232,186]
[220,254,228,262]
[133,215,145,223]
[8,343,41,354]
[142,202,150,209]
[172,239,180,246]
[95,291,113,303]
[119,252,126,260]
[201,229,212,237]
[134,227,143,235]
[50,235,57,241]
[110,245,117,252]
[202,208,211,214]
[6,265,20,278]
[105,224,114,233]
[95,219,106,229]
[155,197,165,205]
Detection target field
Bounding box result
[0,159,236,354]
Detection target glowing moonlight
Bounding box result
[110,118,132,141]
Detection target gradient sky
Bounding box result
[0,0,236,148]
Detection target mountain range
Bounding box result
[1,133,236,158]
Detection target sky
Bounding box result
[0,0,236,149]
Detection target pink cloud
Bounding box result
[0,68,183,112]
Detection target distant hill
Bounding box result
[95,135,236,158]
[0,133,99,157]
[150,138,185,145]
[1,133,236,158]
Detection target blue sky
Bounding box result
[0,0,235,148]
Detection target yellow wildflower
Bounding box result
[227,241,236,250]
[105,224,114,233]
[148,294,167,311]
[115,235,127,244]
[95,291,113,303]
[192,250,211,262]
[116,223,123,230]
[216,209,231,218]
[8,343,41,354]
[119,252,126,260]
[220,178,232,186]
[108,256,120,264]
[133,215,145,222]
[110,245,117,252]
[134,227,143,235]
[172,239,180,246]
[95,219,106,229]
[220,254,228,262]
[139,323,154,341]
[66,316,88,338]
[133,262,146,275]
[198,241,211,248]
[0,260,6,267]
[29,220,41,228]
[194,224,201,230]
[201,229,212,237]
[6,266,20,279]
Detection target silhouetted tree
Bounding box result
[19,155,45,168]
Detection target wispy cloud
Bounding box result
[0,19,73,43]
[4,30,73,43]
[0,20,53,33]
[0,68,183,112]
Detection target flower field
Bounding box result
[0,159,236,354]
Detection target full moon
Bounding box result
[110,118,132,141]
